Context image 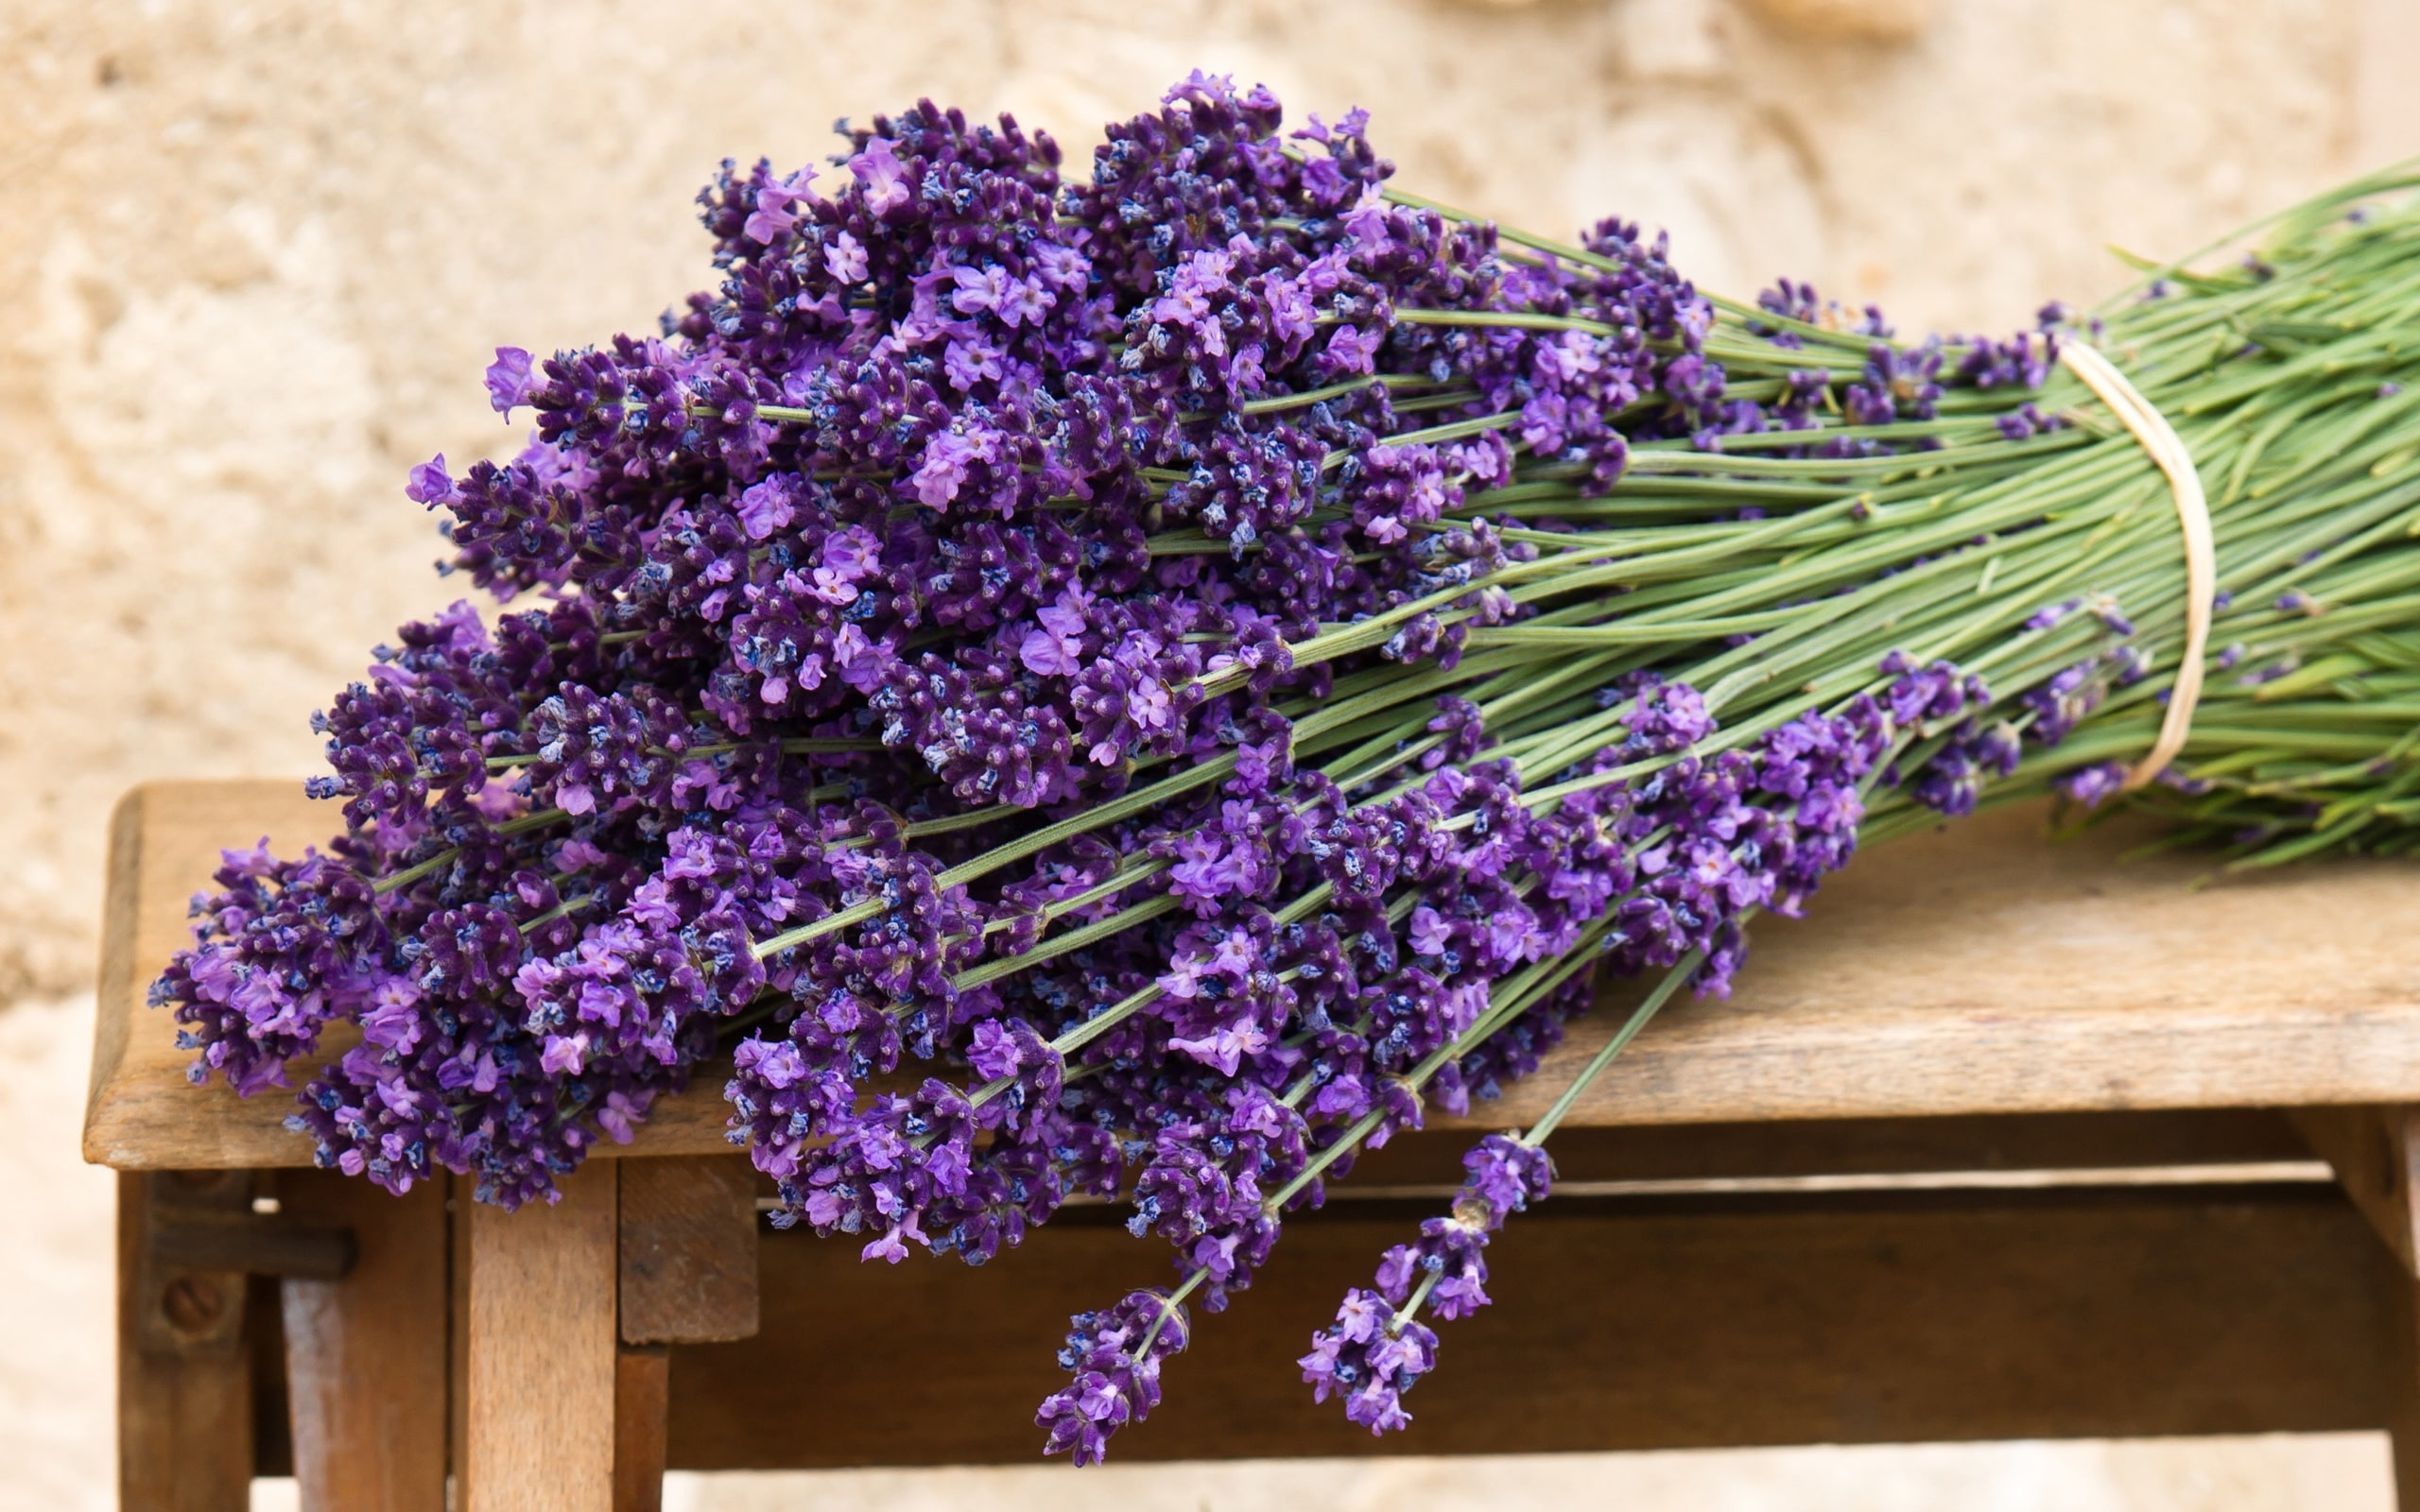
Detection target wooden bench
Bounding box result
[84,779,2420,1509]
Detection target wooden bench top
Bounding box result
[83,779,2420,1172]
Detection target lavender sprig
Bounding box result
[146,72,2420,1460]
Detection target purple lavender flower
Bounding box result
[484,347,535,419]
[1302,1134,1547,1433]
[156,843,387,1097]
[148,71,2098,1459]
[2056,761,2128,809]
[1038,1288,1191,1465]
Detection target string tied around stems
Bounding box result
[2057,340,2216,791]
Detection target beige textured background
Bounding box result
[4,0,2418,1505]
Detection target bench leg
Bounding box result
[2293,1107,2420,1270]
[118,1171,253,1512]
[2303,1108,2420,1509]
[614,1347,670,1512]
[613,1152,762,1512]
[2367,1108,2420,1511]
[2396,1279,2420,1512]
[280,1170,448,1511]
[451,1164,619,1512]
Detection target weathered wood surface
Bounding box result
[86,778,2420,1171]
[2393,1265,2420,1511]
[117,1170,255,1512]
[1354,1108,2317,1188]
[453,1165,618,1512]
[667,1183,2398,1467]
[618,1156,760,1346]
[2367,1106,2420,1507]
[278,1170,449,1512]
[613,1347,671,1512]
[2295,1106,2420,1275]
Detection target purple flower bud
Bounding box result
[405,455,457,507]
[2056,761,2127,810]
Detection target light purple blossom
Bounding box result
[851,137,910,215]
[824,230,870,284]
[744,168,817,245]
[484,347,534,419]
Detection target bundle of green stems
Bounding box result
[779,167,2420,1240]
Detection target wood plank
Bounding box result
[86,781,2420,1171]
[1492,800,2420,1128]
[2375,1102,2420,1506]
[92,788,150,1165]
[1353,1108,2317,1189]
[617,1157,760,1345]
[448,1176,468,1510]
[455,1163,618,1512]
[2294,1106,2420,1277]
[666,1184,2399,1468]
[2391,1275,2420,1511]
[279,1169,449,1512]
[613,1348,670,1512]
[118,1171,253,1512]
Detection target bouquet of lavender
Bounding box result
[157,74,2420,1458]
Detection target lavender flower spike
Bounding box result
[1038,1283,1196,1464]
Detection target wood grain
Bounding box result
[668,1183,2399,1467]
[118,1171,254,1512]
[2392,1274,2420,1512]
[2377,1105,2420,1507]
[455,1163,618,1512]
[613,1348,670,1512]
[85,780,2420,1171]
[2294,1106,2420,1277]
[1487,799,2420,1128]
[1354,1108,2316,1188]
[279,1169,449,1512]
[617,1157,759,1345]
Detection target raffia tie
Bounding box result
[2056,340,2216,792]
